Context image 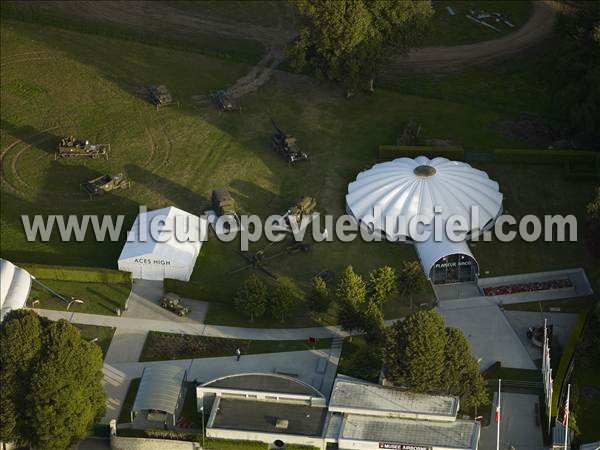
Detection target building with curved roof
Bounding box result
[346,156,503,284]
[1,259,32,322]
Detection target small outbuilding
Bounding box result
[131,365,187,427]
[1,259,32,322]
[118,206,207,281]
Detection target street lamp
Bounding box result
[66,298,84,311]
[200,406,205,449]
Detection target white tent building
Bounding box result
[1,259,32,322]
[118,206,207,281]
[346,156,503,284]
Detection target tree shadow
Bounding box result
[1,118,62,154]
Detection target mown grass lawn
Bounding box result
[1,17,596,330]
[424,0,534,47]
[74,324,115,358]
[28,279,130,315]
[139,331,332,362]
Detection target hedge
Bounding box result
[378,145,464,160]
[22,263,131,284]
[494,148,599,165]
[164,278,207,301]
[116,429,318,449]
[551,310,589,416]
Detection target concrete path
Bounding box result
[35,308,351,340]
[438,302,536,370]
[503,310,578,362]
[104,329,147,364]
[479,392,545,450]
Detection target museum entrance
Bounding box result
[429,253,478,285]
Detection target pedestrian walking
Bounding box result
[235,348,241,361]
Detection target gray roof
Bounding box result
[580,442,600,450]
[341,414,480,449]
[133,365,186,415]
[203,373,323,398]
[329,377,458,419]
[210,398,326,436]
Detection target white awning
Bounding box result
[415,238,477,280]
[133,365,186,416]
[1,259,32,322]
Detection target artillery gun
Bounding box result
[159,293,190,317]
[285,196,317,226]
[81,173,131,198]
[212,188,237,217]
[149,85,177,109]
[209,90,241,112]
[56,136,109,160]
[271,120,308,164]
[230,240,311,280]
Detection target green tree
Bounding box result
[554,1,600,147]
[288,0,433,95]
[398,260,426,310]
[310,275,331,312]
[361,301,386,344]
[585,187,600,257]
[336,266,367,334]
[0,310,105,449]
[442,327,489,410]
[234,274,268,322]
[385,310,447,392]
[368,266,397,308]
[270,282,295,323]
[385,311,488,409]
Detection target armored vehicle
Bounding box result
[286,196,317,225]
[149,85,176,108]
[212,188,236,216]
[210,90,241,112]
[159,293,190,317]
[81,173,131,198]
[56,136,109,160]
[271,120,308,163]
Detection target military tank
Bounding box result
[210,90,241,112]
[159,293,190,317]
[81,173,131,198]
[56,136,109,160]
[271,120,308,163]
[149,85,176,108]
[286,196,317,225]
[212,188,237,217]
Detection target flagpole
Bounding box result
[496,378,501,450]
[564,383,570,450]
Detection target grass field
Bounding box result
[139,332,332,362]
[424,1,534,47]
[28,279,130,315]
[75,324,115,357]
[1,17,597,329]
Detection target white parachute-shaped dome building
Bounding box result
[346,156,503,284]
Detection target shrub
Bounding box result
[22,263,130,284]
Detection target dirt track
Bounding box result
[384,0,560,74]
[25,0,559,94]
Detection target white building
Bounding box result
[346,156,503,285]
[118,206,207,281]
[198,373,480,450]
[0,259,32,322]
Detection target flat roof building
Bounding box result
[199,373,480,450]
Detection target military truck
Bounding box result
[286,196,317,226]
[271,120,308,163]
[56,136,109,160]
[149,85,177,108]
[209,90,241,112]
[81,173,131,198]
[159,293,190,317]
[212,188,237,217]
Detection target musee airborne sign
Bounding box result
[379,444,432,450]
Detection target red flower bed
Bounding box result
[483,279,573,296]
